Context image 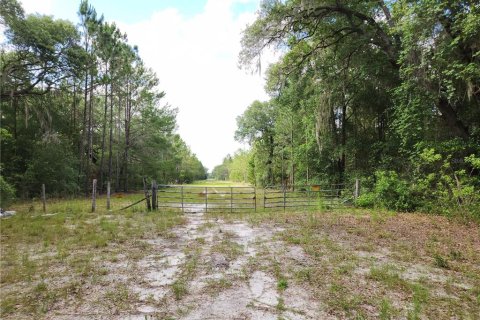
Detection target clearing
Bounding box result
[0,188,479,319]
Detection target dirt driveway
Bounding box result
[1,206,479,319]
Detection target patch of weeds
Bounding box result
[198,221,215,231]
[379,298,395,320]
[204,278,232,296]
[211,238,243,261]
[327,282,364,316]
[104,283,137,310]
[61,280,83,298]
[0,296,17,316]
[449,249,463,261]
[277,278,288,291]
[433,254,450,269]
[21,253,37,281]
[369,264,408,290]
[28,281,58,315]
[195,237,206,245]
[407,283,429,320]
[335,262,356,276]
[321,235,342,252]
[172,280,187,300]
[276,297,286,311]
[71,254,95,277]
[295,267,312,283]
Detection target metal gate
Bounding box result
[263,184,352,211]
[157,185,256,213]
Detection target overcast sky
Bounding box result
[17,0,276,171]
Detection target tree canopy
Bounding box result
[224,0,480,217]
[0,0,206,203]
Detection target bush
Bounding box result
[22,134,79,196]
[0,175,16,208]
[374,171,417,212]
[355,192,376,208]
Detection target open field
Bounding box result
[1,187,479,319]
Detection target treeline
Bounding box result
[0,0,206,205]
[211,150,251,182]
[221,0,479,217]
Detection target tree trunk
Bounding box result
[108,83,114,188]
[80,68,88,194]
[123,80,131,192]
[85,73,94,196]
[99,66,108,194]
[115,93,121,192]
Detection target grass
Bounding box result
[0,193,185,318]
[208,207,480,319]
[2,189,479,319]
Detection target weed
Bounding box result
[204,278,233,295]
[276,297,286,311]
[277,278,288,291]
[104,283,137,310]
[295,267,312,283]
[433,254,450,269]
[369,264,408,290]
[407,283,429,319]
[172,280,188,300]
[379,298,395,320]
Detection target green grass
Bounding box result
[0,193,185,317]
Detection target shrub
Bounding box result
[0,175,16,208]
[355,192,376,208]
[374,171,416,212]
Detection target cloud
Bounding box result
[117,0,277,171]
[4,0,278,171]
[19,0,55,15]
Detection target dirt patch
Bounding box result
[1,208,478,319]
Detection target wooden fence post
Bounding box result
[181,186,184,213]
[41,184,46,213]
[106,181,111,210]
[205,187,208,213]
[143,177,151,211]
[354,179,360,200]
[230,187,233,214]
[151,181,157,210]
[91,179,97,212]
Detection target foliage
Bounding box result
[221,0,480,217]
[355,192,376,209]
[0,0,206,198]
[22,134,79,196]
[0,175,16,208]
[374,171,416,212]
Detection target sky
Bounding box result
[16,0,276,172]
